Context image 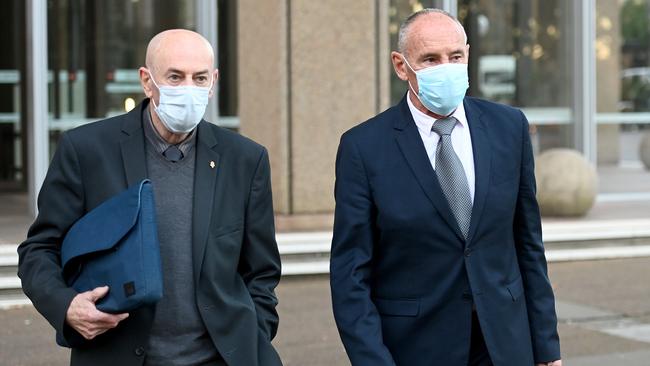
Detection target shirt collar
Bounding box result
[406,91,468,136]
[142,102,197,157]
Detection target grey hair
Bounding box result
[397,8,468,55]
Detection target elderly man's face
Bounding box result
[140,30,218,105]
[391,14,469,95]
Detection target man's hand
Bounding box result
[536,361,562,366]
[65,286,129,340]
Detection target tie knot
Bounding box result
[431,117,457,136]
[163,145,183,162]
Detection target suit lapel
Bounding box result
[393,96,466,243]
[464,98,491,246]
[120,103,148,186]
[191,121,221,283]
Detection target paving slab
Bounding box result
[557,323,650,360]
[555,300,616,322]
[565,349,650,366]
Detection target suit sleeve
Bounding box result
[17,132,88,347]
[239,148,281,341]
[513,111,561,363]
[330,133,396,366]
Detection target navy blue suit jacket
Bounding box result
[330,95,561,366]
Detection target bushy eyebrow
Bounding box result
[417,47,465,62]
[164,68,210,76]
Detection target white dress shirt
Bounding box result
[406,92,476,202]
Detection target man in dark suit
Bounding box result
[18,29,282,366]
[330,9,561,366]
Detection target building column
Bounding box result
[573,0,598,164]
[595,0,621,165]
[238,0,389,230]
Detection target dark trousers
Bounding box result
[468,311,493,366]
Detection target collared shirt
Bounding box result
[407,91,476,201]
[142,104,197,159]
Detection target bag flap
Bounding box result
[61,180,152,269]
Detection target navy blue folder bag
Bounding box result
[57,179,162,346]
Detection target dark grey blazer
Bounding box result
[18,100,283,366]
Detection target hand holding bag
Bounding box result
[56,179,163,346]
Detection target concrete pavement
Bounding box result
[2,257,650,365]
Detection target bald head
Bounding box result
[398,9,467,57]
[140,28,217,94]
[145,29,214,72]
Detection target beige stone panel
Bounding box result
[377,0,391,111]
[238,0,291,213]
[275,213,334,233]
[290,0,379,213]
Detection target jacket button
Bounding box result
[464,248,472,257]
[134,347,145,357]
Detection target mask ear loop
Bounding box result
[146,69,170,126]
[205,72,216,95]
[147,69,162,109]
[401,55,422,103]
[401,54,416,73]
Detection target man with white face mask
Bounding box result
[330,9,561,366]
[18,29,282,366]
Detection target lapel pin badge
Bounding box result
[209,161,216,169]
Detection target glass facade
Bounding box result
[0,1,26,192]
[389,0,650,197]
[43,0,238,153]
[390,1,576,155]
[46,0,197,153]
[595,0,650,195]
[0,0,238,217]
[3,0,650,218]
[458,0,575,154]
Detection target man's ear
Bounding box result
[139,67,154,98]
[391,51,409,81]
[209,69,219,98]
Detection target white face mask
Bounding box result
[149,72,213,133]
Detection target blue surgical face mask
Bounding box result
[149,72,213,133]
[403,56,469,116]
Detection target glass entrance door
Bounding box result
[46,0,198,152]
[0,0,26,193]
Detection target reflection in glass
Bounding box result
[596,0,650,194]
[46,1,240,152]
[388,0,575,154]
[0,0,26,192]
[46,0,196,154]
[458,0,574,153]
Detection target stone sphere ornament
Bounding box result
[534,148,598,217]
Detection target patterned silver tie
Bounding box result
[431,117,472,239]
